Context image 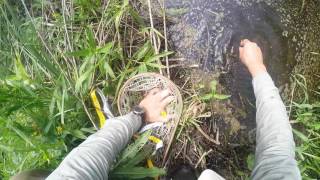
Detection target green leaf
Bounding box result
[140,27,165,39]
[200,94,213,101]
[104,62,116,79]
[8,124,34,147]
[138,64,148,73]
[0,144,13,152]
[75,61,95,93]
[213,94,231,100]
[115,131,152,167]
[111,167,166,179]
[96,42,113,54]
[71,129,87,140]
[145,51,173,63]
[122,145,153,168]
[80,127,97,134]
[114,0,129,31]
[14,54,29,80]
[133,41,152,61]
[293,129,308,142]
[67,48,92,57]
[302,152,320,161]
[86,26,96,49]
[128,6,146,28]
[210,80,217,93]
[146,62,166,69]
[75,70,92,93]
[246,154,255,171]
[295,104,313,109]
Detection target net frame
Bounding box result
[117,73,183,160]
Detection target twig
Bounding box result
[96,0,110,43]
[81,98,98,130]
[288,79,297,118]
[163,109,182,166]
[62,0,77,78]
[175,138,187,159]
[161,0,170,78]
[215,128,220,144]
[195,125,220,145]
[62,0,72,52]
[162,58,186,62]
[195,149,213,168]
[147,0,162,75]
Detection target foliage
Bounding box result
[200,80,230,101]
[246,154,255,171]
[292,100,320,179]
[290,74,320,179]
[110,131,166,179]
[0,0,168,179]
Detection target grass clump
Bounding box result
[0,0,168,179]
[290,75,320,179]
[293,101,320,179]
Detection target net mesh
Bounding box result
[117,73,183,151]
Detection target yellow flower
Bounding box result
[56,126,63,135]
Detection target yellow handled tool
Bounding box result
[90,88,114,128]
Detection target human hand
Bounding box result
[139,88,174,123]
[239,39,267,77]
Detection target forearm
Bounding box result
[46,112,142,180]
[251,72,300,179]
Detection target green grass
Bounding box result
[0,0,168,179]
[293,101,320,179]
[290,75,320,179]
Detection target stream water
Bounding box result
[157,0,320,137]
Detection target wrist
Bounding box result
[132,105,145,120]
[132,105,145,129]
[248,64,267,78]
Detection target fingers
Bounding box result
[239,46,244,58]
[158,89,172,100]
[159,116,168,122]
[161,95,175,107]
[240,39,251,47]
[148,88,160,96]
[159,113,176,122]
[240,39,259,48]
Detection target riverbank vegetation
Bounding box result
[290,75,320,179]
[0,0,167,178]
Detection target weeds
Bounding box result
[0,0,168,179]
[290,74,320,179]
[200,80,231,101]
[293,102,320,179]
[110,130,165,179]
